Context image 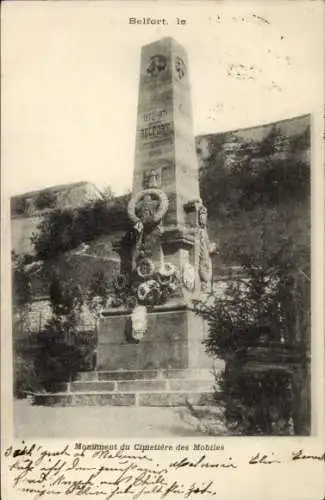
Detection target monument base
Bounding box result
[30,304,222,407]
[31,368,218,407]
[98,304,212,372]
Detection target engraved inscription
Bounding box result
[140,122,171,138]
[144,109,167,122]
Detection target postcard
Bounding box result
[1,1,324,499]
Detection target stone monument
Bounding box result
[97,37,214,394]
[33,37,216,407]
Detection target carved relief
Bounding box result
[198,205,213,291]
[146,55,167,77]
[143,169,161,189]
[128,188,168,226]
[182,263,196,291]
[175,56,186,80]
[131,305,148,341]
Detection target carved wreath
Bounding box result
[127,188,169,225]
[146,55,167,77]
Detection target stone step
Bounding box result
[31,390,217,407]
[76,368,217,382]
[69,378,215,393]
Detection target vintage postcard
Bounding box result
[1,1,324,499]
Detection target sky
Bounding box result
[2,1,324,197]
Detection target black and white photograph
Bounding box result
[2,1,323,445]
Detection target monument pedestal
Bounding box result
[98,304,212,372]
[31,304,216,407]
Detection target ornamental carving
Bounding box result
[146,55,167,77]
[131,305,148,341]
[143,169,161,189]
[175,56,186,80]
[182,263,196,292]
[198,204,213,291]
[128,188,169,226]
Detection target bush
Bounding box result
[73,330,98,371]
[14,355,43,398]
[35,320,84,392]
[217,368,294,435]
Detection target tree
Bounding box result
[11,252,33,333]
[31,191,131,261]
[35,190,57,210]
[194,122,311,434]
[35,275,84,392]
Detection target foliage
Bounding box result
[31,193,131,261]
[49,274,83,320]
[35,319,84,391]
[12,252,32,313]
[34,276,86,391]
[87,270,112,313]
[195,122,311,435]
[199,125,310,219]
[12,253,38,398]
[194,205,310,357]
[13,354,43,398]
[216,369,294,435]
[35,190,57,210]
[11,196,27,216]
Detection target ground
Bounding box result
[14,399,207,438]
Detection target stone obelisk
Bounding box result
[127,37,213,295]
[133,37,200,231]
[98,37,213,380]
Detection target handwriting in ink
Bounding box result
[292,449,325,462]
[169,455,237,469]
[185,481,215,498]
[249,452,281,465]
[5,442,37,459]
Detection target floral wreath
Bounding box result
[137,280,161,304]
[136,258,155,279]
[113,273,128,291]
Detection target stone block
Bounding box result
[98,340,189,372]
[98,370,159,381]
[69,381,115,392]
[99,309,189,344]
[76,371,98,382]
[71,393,135,406]
[117,379,166,392]
[137,391,214,407]
[167,379,214,391]
[98,307,212,372]
[32,394,74,406]
[162,368,214,380]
